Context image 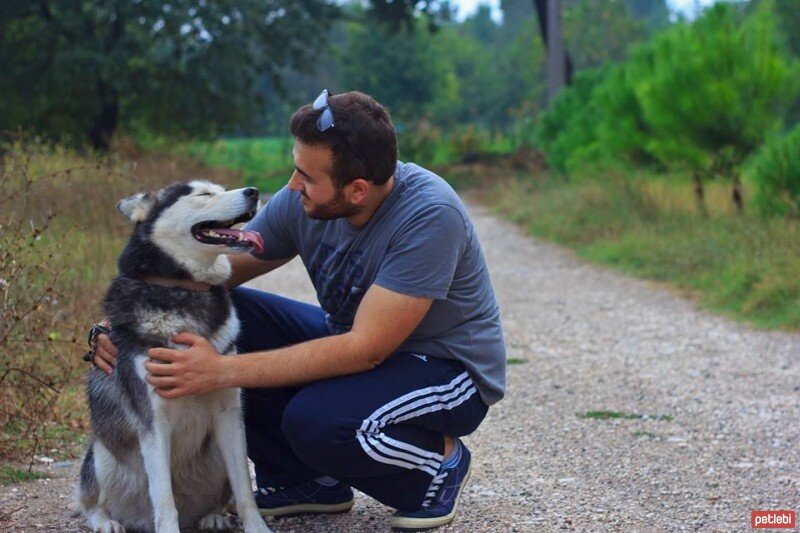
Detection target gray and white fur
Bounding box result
[77,180,270,533]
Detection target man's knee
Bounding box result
[281,389,352,473]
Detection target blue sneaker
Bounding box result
[390,440,472,530]
[254,478,355,517]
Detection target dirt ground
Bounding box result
[2,199,798,532]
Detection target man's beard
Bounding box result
[303,187,361,220]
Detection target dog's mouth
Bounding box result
[191,210,264,253]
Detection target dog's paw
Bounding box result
[198,512,232,531]
[93,520,126,533]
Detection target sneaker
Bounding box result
[254,478,355,517]
[390,440,472,530]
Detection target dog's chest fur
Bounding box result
[104,278,238,354]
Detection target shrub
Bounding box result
[448,125,492,163]
[398,120,443,166]
[536,68,605,173]
[748,123,800,217]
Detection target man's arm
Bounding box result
[144,284,433,397]
[226,253,295,288]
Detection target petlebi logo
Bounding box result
[751,510,796,529]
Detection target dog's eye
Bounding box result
[195,192,212,196]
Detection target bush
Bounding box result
[588,64,654,168]
[536,68,605,173]
[448,125,492,163]
[748,123,800,217]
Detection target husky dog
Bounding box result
[77,181,271,533]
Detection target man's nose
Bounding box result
[288,172,302,191]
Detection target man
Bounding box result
[93,90,506,530]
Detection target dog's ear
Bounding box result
[117,192,157,223]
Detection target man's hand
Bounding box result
[145,332,228,399]
[94,319,117,374]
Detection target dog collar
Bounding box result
[141,276,213,292]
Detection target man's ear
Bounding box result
[117,192,156,223]
[347,179,370,204]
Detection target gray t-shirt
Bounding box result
[246,162,506,405]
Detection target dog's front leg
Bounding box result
[213,389,271,533]
[139,407,181,533]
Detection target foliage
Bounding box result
[0,141,121,462]
[536,69,605,173]
[563,0,646,69]
[747,123,800,217]
[627,1,800,171]
[537,0,800,183]
[588,64,654,167]
[624,0,671,32]
[398,121,443,166]
[340,11,459,127]
[178,137,294,193]
[0,1,339,149]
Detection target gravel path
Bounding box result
[2,200,799,532]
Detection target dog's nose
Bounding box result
[243,187,259,198]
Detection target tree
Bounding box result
[627,1,800,212]
[563,0,646,69]
[0,1,339,150]
[625,0,670,32]
[339,10,458,126]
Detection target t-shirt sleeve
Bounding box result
[374,204,466,300]
[245,186,298,260]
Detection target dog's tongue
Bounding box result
[214,228,264,254]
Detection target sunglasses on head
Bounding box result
[310,89,376,182]
[312,89,334,132]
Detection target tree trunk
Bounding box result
[693,170,708,218]
[732,172,744,214]
[88,82,118,151]
[533,0,573,103]
[546,0,566,103]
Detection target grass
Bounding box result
[577,410,673,421]
[0,466,47,485]
[484,165,800,330]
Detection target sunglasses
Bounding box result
[312,89,335,132]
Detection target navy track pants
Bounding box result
[230,286,489,511]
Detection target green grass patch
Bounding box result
[507,358,528,365]
[486,170,800,330]
[578,410,641,420]
[0,466,47,485]
[577,410,673,421]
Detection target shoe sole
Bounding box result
[389,461,472,531]
[258,499,355,517]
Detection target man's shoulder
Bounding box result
[396,162,465,214]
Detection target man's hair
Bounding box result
[289,91,398,188]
